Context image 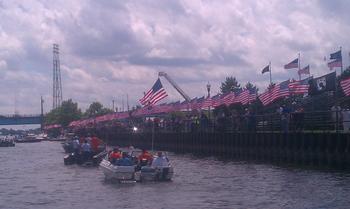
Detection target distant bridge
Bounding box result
[0,114,42,126]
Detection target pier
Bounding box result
[101,131,350,170]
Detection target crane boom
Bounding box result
[158,72,191,102]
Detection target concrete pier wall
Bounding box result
[103,132,350,169]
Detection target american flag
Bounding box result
[259,89,271,106]
[171,101,181,112]
[284,58,299,69]
[211,94,222,107]
[327,59,342,70]
[259,80,290,106]
[201,97,212,108]
[341,77,350,96]
[193,96,205,109]
[288,77,311,95]
[221,92,235,106]
[139,78,168,105]
[189,97,198,110]
[330,50,342,60]
[234,89,249,105]
[179,100,189,110]
[298,65,310,75]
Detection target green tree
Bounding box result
[84,102,113,118]
[220,76,241,94]
[245,82,259,94]
[44,99,82,127]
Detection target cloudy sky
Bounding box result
[0,0,349,114]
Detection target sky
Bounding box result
[0,0,349,114]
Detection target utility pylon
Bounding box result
[53,44,63,109]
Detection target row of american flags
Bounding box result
[63,73,350,129]
[139,48,349,108]
[263,49,343,77]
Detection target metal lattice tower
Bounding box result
[53,44,63,109]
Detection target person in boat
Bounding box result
[72,136,80,155]
[91,134,103,154]
[109,147,122,164]
[81,140,92,162]
[151,151,169,168]
[138,149,153,166]
[115,152,133,166]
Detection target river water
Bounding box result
[1,141,350,209]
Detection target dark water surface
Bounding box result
[1,141,350,209]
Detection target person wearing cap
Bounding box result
[109,147,122,164]
[151,151,169,168]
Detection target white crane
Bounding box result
[158,72,191,102]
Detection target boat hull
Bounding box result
[99,159,135,181]
[140,166,174,181]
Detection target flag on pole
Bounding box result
[259,80,290,106]
[261,65,270,74]
[202,97,212,108]
[327,59,342,70]
[284,58,299,69]
[139,78,168,105]
[234,89,249,105]
[309,72,336,95]
[211,94,222,107]
[328,49,342,70]
[330,50,342,60]
[298,65,310,75]
[340,77,350,96]
[288,77,312,95]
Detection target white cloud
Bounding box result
[0,0,349,114]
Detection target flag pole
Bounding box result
[269,61,272,84]
[340,46,343,74]
[298,52,301,81]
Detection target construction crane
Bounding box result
[158,72,191,102]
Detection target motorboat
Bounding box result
[99,157,136,181]
[64,150,108,166]
[99,149,174,182]
[16,134,42,143]
[62,140,74,153]
[137,152,174,182]
[0,139,15,147]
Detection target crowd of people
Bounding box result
[70,134,105,161]
[127,103,350,134]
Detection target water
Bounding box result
[1,141,350,209]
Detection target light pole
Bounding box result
[112,100,115,112]
[207,82,211,98]
[206,82,211,121]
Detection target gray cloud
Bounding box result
[0,0,349,114]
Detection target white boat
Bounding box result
[99,158,136,181]
[138,152,174,182]
[99,150,174,182]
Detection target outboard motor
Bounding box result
[64,153,76,165]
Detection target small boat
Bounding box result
[0,139,15,147]
[62,141,74,153]
[64,150,108,166]
[99,157,136,181]
[137,152,174,182]
[16,134,42,143]
[99,150,174,182]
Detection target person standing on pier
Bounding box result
[331,103,342,131]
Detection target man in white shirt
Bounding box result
[81,140,92,161]
[151,151,169,168]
